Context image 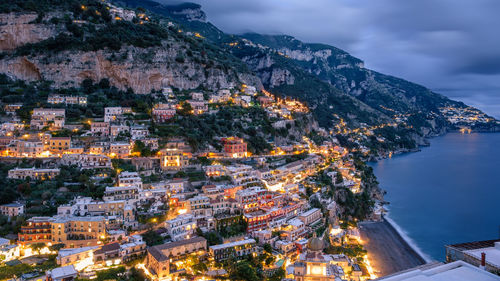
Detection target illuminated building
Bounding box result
[93,242,121,265]
[104,107,132,122]
[187,99,208,115]
[57,246,98,271]
[290,234,338,281]
[46,265,78,281]
[120,239,146,262]
[7,167,60,180]
[49,137,71,154]
[110,124,129,138]
[257,96,274,107]
[103,186,139,202]
[203,165,226,178]
[159,148,191,170]
[209,239,258,262]
[90,122,110,136]
[30,108,65,130]
[3,103,22,115]
[164,214,197,241]
[118,171,143,189]
[235,186,270,213]
[188,195,211,218]
[0,202,24,217]
[146,237,207,279]
[152,103,176,122]
[227,165,260,187]
[57,197,134,224]
[51,216,106,247]
[109,142,131,158]
[60,154,112,169]
[48,95,87,106]
[281,218,307,242]
[130,125,149,140]
[298,208,323,227]
[244,211,272,232]
[8,139,44,157]
[18,217,53,245]
[223,137,247,158]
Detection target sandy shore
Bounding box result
[359,218,427,277]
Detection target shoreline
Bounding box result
[359,218,427,277]
[370,130,500,162]
[382,216,431,263]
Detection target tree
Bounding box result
[128,267,146,281]
[265,256,275,266]
[81,78,95,94]
[49,243,65,252]
[263,243,273,254]
[229,261,259,281]
[335,171,343,185]
[141,230,163,246]
[178,101,193,116]
[30,242,45,255]
[268,268,285,281]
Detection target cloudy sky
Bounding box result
[182,0,500,118]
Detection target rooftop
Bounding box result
[210,239,256,251]
[49,265,77,279]
[58,246,98,258]
[464,242,500,269]
[376,261,500,281]
[1,203,23,207]
[148,236,206,262]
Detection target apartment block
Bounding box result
[7,167,60,180]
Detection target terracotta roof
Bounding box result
[94,242,120,255]
[147,236,206,262]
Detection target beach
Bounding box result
[359,218,427,277]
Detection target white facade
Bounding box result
[164,214,196,241]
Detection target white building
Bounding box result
[164,214,197,241]
[118,171,143,189]
[30,108,65,129]
[282,218,306,242]
[130,126,149,140]
[57,246,98,271]
[298,208,322,226]
[377,261,500,281]
[227,164,260,187]
[188,195,212,218]
[46,265,78,281]
[104,107,132,122]
[61,154,112,169]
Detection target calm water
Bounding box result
[369,132,500,261]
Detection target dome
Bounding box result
[308,233,325,252]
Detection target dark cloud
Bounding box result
[187,0,500,118]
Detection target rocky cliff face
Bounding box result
[239,33,460,116]
[242,54,295,87]
[0,44,261,93]
[0,13,58,50]
[0,10,261,93]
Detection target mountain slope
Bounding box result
[241,33,460,115]
[0,0,261,93]
[132,1,498,133]
[111,0,392,127]
[1,0,497,136]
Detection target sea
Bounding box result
[369,132,500,261]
